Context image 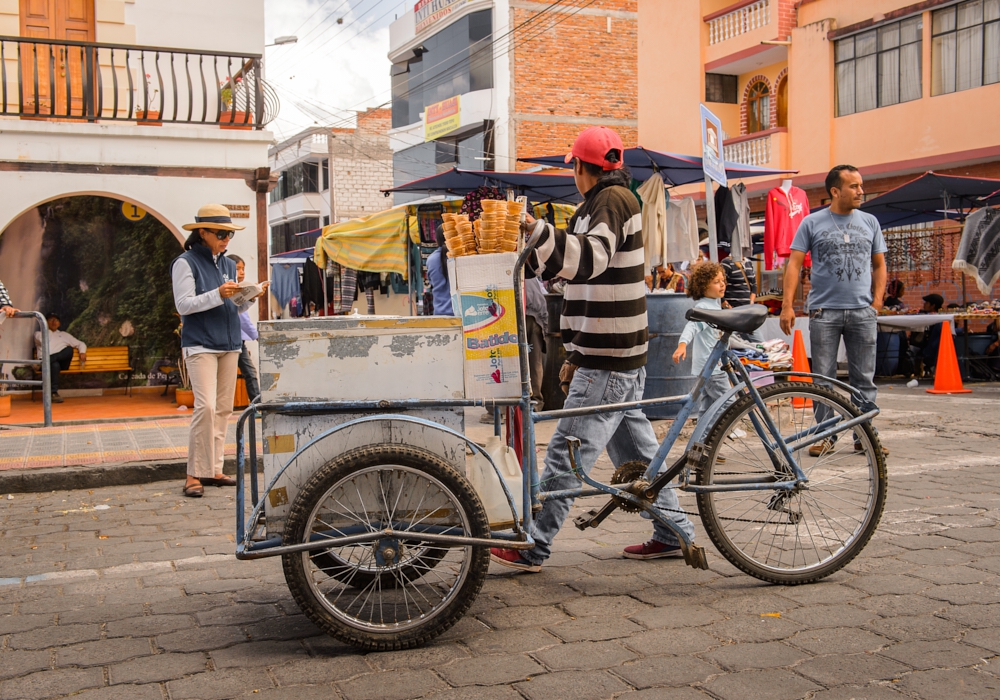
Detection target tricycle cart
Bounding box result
[234,225,887,651]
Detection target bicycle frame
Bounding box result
[234,221,879,568]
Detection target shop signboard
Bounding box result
[424,95,461,141]
[415,0,473,34]
[700,103,727,188]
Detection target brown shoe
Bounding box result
[808,439,835,457]
[183,483,204,497]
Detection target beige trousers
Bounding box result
[185,351,239,479]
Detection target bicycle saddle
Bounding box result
[685,303,769,333]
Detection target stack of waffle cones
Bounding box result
[441,212,476,257]
[442,200,524,257]
[479,199,523,254]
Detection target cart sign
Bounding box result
[415,0,473,33]
[424,95,461,141]
[700,104,727,187]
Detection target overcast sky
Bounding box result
[264,0,405,141]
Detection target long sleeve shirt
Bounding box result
[529,180,647,371]
[425,248,453,315]
[35,329,86,357]
[239,310,258,342]
[0,279,12,308]
[678,297,724,376]
[172,255,253,357]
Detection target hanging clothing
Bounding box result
[637,172,668,269]
[323,260,339,315]
[665,196,699,263]
[269,263,302,310]
[300,258,325,315]
[764,186,810,270]
[953,206,1000,295]
[713,183,750,257]
[340,267,358,314]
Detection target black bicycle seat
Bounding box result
[685,304,769,333]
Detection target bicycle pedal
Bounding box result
[683,543,710,570]
[573,509,601,530]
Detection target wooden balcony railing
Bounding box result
[707,0,771,45]
[0,35,278,128]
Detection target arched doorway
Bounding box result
[776,75,788,128]
[0,195,183,398]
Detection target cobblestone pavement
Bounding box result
[2,386,1000,699]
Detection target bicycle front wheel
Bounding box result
[696,381,886,584]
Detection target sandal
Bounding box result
[200,475,237,486]
[183,483,204,498]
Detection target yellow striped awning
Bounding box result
[314,208,418,279]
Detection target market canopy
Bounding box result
[860,171,1000,227]
[313,208,417,278]
[384,167,582,203]
[518,146,796,186]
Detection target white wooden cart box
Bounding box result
[256,316,477,535]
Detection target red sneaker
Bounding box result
[623,539,683,560]
[490,547,541,572]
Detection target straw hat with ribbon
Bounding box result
[182,204,245,232]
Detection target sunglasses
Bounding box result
[210,230,236,240]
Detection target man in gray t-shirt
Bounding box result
[780,165,888,456]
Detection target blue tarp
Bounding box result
[859,171,1000,228]
[518,146,796,186]
[383,167,582,203]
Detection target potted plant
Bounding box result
[219,76,251,130]
[136,73,161,125]
[174,354,194,408]
[0,369,11,418]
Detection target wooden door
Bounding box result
[776,76,788,128]
[19,0,95,116]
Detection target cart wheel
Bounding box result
[282,444,490,651]
[696,381,887,585]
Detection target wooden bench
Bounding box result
[32,346,134,398]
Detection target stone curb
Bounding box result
[0,457,248,494]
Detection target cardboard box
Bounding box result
[448,253,523,399]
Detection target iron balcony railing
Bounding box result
[0,35,278,128]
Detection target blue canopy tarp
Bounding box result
[518,145,795,186]
[859,171,1000,227]
[384,167,582,203]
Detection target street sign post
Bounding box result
[700,104,726,262]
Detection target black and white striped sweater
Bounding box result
[530,181,647,371]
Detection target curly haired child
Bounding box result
[674,261,731,419]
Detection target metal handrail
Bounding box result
[0,311,51,426]
[0,35,274,127]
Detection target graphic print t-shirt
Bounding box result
[790,210,887,310]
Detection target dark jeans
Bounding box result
[238,342,260,402]
[49,346,74,393]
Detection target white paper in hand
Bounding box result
[229,283,263,307]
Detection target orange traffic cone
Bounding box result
[926,321,972,394]
[791,329,813,408]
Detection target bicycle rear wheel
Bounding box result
[696,381,886,584]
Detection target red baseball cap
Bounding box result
[564,126,624,171]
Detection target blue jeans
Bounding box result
[809,307,878,427]
[523,367,696,565]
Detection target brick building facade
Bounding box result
[387,0,637,195]
[511,0,637,167]
[267,108,393,255]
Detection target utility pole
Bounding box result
[327,130,337,225]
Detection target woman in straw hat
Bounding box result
[171,204,268,497]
